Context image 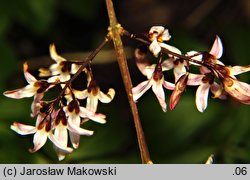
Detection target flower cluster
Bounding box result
[133,26,250,112]
[4,45,115,160]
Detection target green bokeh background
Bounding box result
[0,0,249,163]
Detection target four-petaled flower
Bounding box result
[148,26,181,57]
[132,61,175,112]
[63,99,106,149]
[39,44,81,83]
[3,63,54,117]
[71,75,115,113]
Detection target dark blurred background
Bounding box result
[0,0,250,163]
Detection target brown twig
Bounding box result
[105,0,152,164]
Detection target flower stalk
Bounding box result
[105,0,152,164]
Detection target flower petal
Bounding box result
[196,83,210,112]
[160,43,182,57]
[149,39,161,57]
[23,63,37,83]
[210,82,227,99]
[227,65,250,76]
[162,80,175,90]
[223,77,250,104]
[86,95,99,112]
[68,117,94,136]
[209,35,223,59]
[53,124,70,160]
[132,80,152,101]
[162,29,171,41]
[71,64,81,74]
[79,107,106,124]
[173,61,187,82]
[187,73,204,86]
[149,26,165,35]
[11,122,37,135]
[98,88,115,103]
[29,129,48,153]
[152,80,167,112]
[3,85,37,99]
[49,132,73,154]
[50,44,66,63]
[161,59,174,71]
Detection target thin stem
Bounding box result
[105,0,152,164]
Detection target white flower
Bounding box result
[10,112,73,154]
[148,26,181,57]
[72,79,115,113]
[63,99,106,148]
[3,63,53,117]
[39,44,81,83]
[132,63,175,112]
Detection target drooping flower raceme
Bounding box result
[3,44,115,160]
[133,26,250,112]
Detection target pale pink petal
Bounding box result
[186,51,202,66]
[54,124,68,147]
[23,63,37,83]
[196,83,210,112]
[227,65,250,76]
[223,77,250,104]
[79,107,106,124]
[53,125,68,160]
[149,26,165,35]
[73,89,88,100]
[149,39,161,57]
[3,85,37,99]
[161,59,174,71]
[86,95,98,112]
[152,81,167,112]
[162,29,171,41]
[60,72,71,82]
[160,43,182,57]
[162,81,175,90]
[132,80,152,101]
[98,88,115,103]
[209,35,223,59]
[10,122,36,135]
[69,132,80,149]
[173,62,187,82]
[88,113,106,124]
[50,63,61,75]
[79,106,95,118]
[29,129,48,152]
[187,73,204,86]
[47,75,60,83]
[144,64,156,79]
[67,114,81,149]
[70,64,81,74]
[68,118,94,136]
[49,132,73,154]
[50,44,66,63]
